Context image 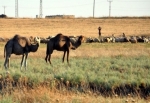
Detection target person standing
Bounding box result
[98,26,101,37]
[98,26,103,42]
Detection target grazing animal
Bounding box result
[103,37,113,43]
[45,33,84,65]
[114,33,130,43]
[143,37,149,43]
[106,37,113,43]
[85,37,94,43]
[122,33,130,42]
[93,38,100,42]
[4,35,40,71]
[129,36,137,43]
[136,36,144,43]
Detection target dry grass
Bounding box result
[0,86,148,103]
[0,43,150,59]
[0,18,150,39]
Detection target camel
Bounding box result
[45,33,84,65]
[4,34,41,71]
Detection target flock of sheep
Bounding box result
[40,33,150,44]
[85,33,150,43]
[1,33,150,44]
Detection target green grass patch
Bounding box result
[0,56,150,89]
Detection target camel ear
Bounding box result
[36,37,40,40]
[35,37,38,39]
[29,36,34,42]
[37,37,40,40]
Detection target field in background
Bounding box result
[0,18,150,39]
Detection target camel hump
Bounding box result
[13,35,31,47]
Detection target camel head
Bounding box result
[34,37,41,45]
[78,35,85,43]
[72,35,85,49]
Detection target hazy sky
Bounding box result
[0,0,150,18]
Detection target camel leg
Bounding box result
[8,57,10,68]
[20,54,25,71]
[63,51,66,63]
[24,53,28,70]
[48,54,52,64]
[45,54,48,63]
[4,56,9,70]
[66,50,69,64]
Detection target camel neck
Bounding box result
[74,40,81,48]
[29,43,39,52]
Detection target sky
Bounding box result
[0,0,150,18]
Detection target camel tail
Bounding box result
[4,46,6,58]
[46,43,49,55]
[45,42,50,63]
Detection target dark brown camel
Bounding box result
[4,34,41,71]
[45,33,84,65]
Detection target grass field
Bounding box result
[0,18,150,39]
[0,18,150,103]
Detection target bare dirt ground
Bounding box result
[0,18,150,39]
